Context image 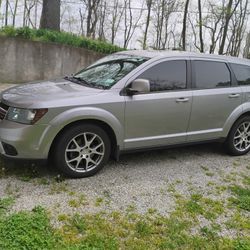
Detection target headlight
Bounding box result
[6,107,48,125]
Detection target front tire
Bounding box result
[53,123,111,178]
[225,116,250,156]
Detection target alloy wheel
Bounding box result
[233,121,250,152]
[65,132,105,172]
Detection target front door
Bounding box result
[124,60,192,150]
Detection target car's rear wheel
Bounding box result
[226,116,250,156]
[53,123,111,178]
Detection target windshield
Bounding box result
[73,55,148,89]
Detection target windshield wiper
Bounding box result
[65,76,98,88]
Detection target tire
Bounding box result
[225,116,250,156]
[53,123,111,178]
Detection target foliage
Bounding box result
[230,186,250,211]
[0,197,15,217]
[0,206,59,250]
[0,195,249,249]
[0,26,124,54]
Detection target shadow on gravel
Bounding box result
[119,142,225,163]
[0,142,226,180]
[0,159,60,180]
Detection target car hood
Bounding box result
[0,79,105,108]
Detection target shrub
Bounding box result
[0,26,124,54]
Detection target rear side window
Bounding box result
[194,61,231,89]
[138,60,186,92]
[230,63,250,85]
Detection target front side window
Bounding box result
[137,60,187,92]
[194,61,231,89]
[73,55,148,89]
[230,63,250,85]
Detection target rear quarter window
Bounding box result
[230,63,250,85]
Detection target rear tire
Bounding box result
[225,116,250,156]
[53,123,111,178]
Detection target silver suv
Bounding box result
[1,51,250,177]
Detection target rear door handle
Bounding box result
[228,93,240,98]
[176,97,189,103]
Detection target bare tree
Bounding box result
[79,8,85,36]
[143,0,153,49]
[218,0,240,54]
[40,0,60,31]
[34,0,40,28]
[123,0,144,49]
[98,0,107,41]
[23,0,37,27]
[243,33,250,58]
[110,0,124,44]
[226,0,248,56]
[5,0,9,26]
[197,0,204,52]
[12,0,19,27]
[81,0,101,38]
[203,1,225,53]
[180,0,190,51]
[153,0,177,50]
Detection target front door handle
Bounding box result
[229,93,240,98]
[176,97,189,103]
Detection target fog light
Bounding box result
[2,142,18,156]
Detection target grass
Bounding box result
[229,175,250,211]
[2,207,248,250]
[0,151,249,249]
[229,186,250,211]
[0,26,124,54]
[0,193,249,249]
[0,206,58,250]
[68,195,88,208]
[0,197,15,216]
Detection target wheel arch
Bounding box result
[223,106,250,138]
[48,119,119,161]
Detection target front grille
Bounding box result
[0,102,9,120]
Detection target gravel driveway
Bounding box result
[0,83,249,236]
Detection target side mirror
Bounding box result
[126,79,150,96]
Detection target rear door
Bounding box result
[187,59,243,142]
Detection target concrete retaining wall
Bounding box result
[0,36,104,83]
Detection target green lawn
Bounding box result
[0,184,249,250]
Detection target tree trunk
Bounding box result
[180,0,190,51]
[198,0,204,52]
[40,0,60,31]
[12,0,18,27]
[243,33,250,58]
[143,0,152,49]
[218,0,233,54]
[5,0,9,26]
[34,0,38,28]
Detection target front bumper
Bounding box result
[0,119,51,160]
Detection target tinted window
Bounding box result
[231,63,250,85]
[194,61,231,89]
[138,60,186,92]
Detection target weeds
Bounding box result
[0,26,124,54]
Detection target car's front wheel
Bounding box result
[226,116,250,156]
[53,123,111,178]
